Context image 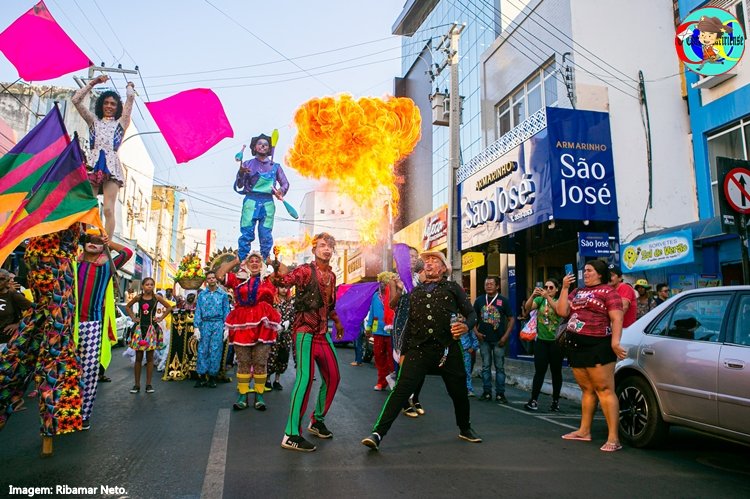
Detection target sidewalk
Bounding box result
[503,356,582,402]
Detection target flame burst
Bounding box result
[287,94,421,243]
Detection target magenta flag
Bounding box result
[0,1,92,81]
[145,88,234,164]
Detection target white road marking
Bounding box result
[201,408,230,499]
[496,403,603,430]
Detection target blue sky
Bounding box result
[0,0,408,248]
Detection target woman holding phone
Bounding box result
[523,278,563,412]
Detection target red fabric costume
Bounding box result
[225,273,281,346]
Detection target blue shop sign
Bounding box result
[620,229,694,273]
[460,108,618,250]
[579,232,611,257]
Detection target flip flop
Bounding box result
[600,442,623,452]
[561,432,592,441]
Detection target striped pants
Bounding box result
[284,332,340,436]
[78,321,102,421]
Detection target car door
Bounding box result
[718,293,750,436]
[638,293,731,426]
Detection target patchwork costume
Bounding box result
[277,262,340,438]
[0,227,84,436]
[194,287,231,378]
[234,134,289,261]
[77,244,132,422]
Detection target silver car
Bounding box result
[615,286,750,447]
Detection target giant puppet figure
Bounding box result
[234,133,289,262]
[77,229,132,430]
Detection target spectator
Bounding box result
[609,266,637,328]
[634,279,656,319]
[654,283,670,305]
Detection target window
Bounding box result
[320,209,325,214]
[707,118,749,215]
[495,61,558,140]
[650,294,730,342]
[731,294,750,346]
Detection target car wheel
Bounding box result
[616,376,669,448]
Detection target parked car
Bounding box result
[116,303,135,346]
[615,286,750,448]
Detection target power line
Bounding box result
[47,0,104,64]
[146,45,406,89]
[91,1,138,67]
[71,0,120,64]
[203,0,336,93]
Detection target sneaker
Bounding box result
[194,378,206,388]
[361,432,381,450]
[550,400,561,412]
[207,377,217,389]
[385,372,397,390]
[81,419,91,431]
[273,381,283,391]
[145,385,155,394]
[233,394,248,411]
[496,394,508,404]
[468,390,476,398]
[265,380,273,391]
[524,400,539,411]
[254,394,266,411]
[281,434,316,452]
[402,406,419,418]
[458,427,483,443]
[373,384,386,391]
[308,421,333,439]
[479,392,492,401]
[130,385,140,394]
[412,401,425,415]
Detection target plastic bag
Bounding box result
[519,309,538,341]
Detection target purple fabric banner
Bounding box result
[393,243,413,293]
[334,281,378,342]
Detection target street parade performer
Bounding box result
[72,75,136,239]
[272,232,344,453]
[234,133,289,262]
[0,226,86,457]
[361,251,482,451]
[77,229,132,430]
[216,251,280,411]
[192,271,231,389]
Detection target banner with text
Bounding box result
[620,229,694,273]
[460,108,618,250]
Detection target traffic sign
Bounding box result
[723,167,750,214]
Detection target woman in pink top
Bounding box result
[555,260,627,452]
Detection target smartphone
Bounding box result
[535,281,543,288]
[564,263,574,276]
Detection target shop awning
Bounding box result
[629,216,731,245]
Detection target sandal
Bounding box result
[600,441,623,452]
[561,432,592,441]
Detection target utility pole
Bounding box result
[446,24,464,284]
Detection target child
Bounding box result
[460,327,479,397]
[125,278,173,394]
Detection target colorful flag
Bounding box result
[0,1,92,81]
[334,281,379,342]
[145,88,234,164]
[0,106,103,265]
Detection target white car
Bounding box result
[115,303,135,345]
[615,286,750,448]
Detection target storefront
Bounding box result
[394,204,448,253]
[458,107,620,357]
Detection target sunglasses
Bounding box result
[545,285,556,289]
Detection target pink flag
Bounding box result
[0,1,92,81]
[145,89,234,164]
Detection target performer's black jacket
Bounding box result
[401,277,477,355]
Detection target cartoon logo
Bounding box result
[675,7,745,76]
[622,246,639,270]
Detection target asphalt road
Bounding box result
[1,345,749,499]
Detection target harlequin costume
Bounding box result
[277,261,341,451]
[225,267,281,411]
[77,233,132,425]
[234,134,289,261]
[0,226,84,436]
